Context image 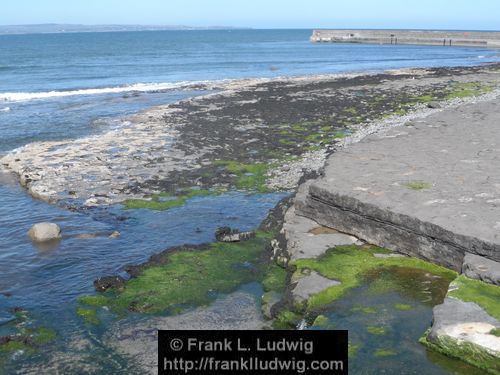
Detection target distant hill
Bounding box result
[0,24,250,35]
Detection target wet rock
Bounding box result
[261,291,281,320]
[215,227,255,242]
[427,101,442,109]
[462,253,500,286]
[109,231,121,239]
[94,276,126,292]
[27,223,61,243]
[292,271,341,303]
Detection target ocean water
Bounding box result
[0,29,499,373]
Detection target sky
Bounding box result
[1,0,500,30]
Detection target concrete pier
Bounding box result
[311,29,500,48]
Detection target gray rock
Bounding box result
[427,101,442,109]
[292,271,341,302]
[462,253,500,285]
[261,291,281,320]
[27,223,61,242]
[94,276,126,292]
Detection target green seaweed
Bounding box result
[367,326,387,335]
[273,310,301,330]
[214,161,272,192]
[262,264,288,293]
[351,306,377,314]
[80,231,273,314]
[311,315,330,328]
[291,245,456,311]
[374,348,397,357]
[394,303,413,311]
[420,332,500,374]
[32,327,57,345]
[348,342,359,359]
[404,180,432,191]
[76,308,100,325]
[448,275,500,320]
[445,82,494,100]
[123,189,213,210]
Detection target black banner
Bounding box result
[159,330,348,374]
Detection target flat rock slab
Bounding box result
[292,271,341,301]
[463,253,500,285]
[429,298,500,354]
[298,98,500,271]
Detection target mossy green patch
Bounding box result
[291,245,456,311]
[273,310,301,330]
[311,315,332,328]
[348,343,359,359]
[420,332,500,374]
[448,275,500,320]
[214,161,272,192]
[0,340,30,353]
[351,306,377,314]
[404,180,432,191]
[32,327,57,345]
[445,82,494,100]
[80,231,274,314]
[394,303,413,311]
[77,295,109,307]
[123,189,213,210]
[262,264,287,293]
[374,348,397,357]
[76,308,100,325]
[367,326,387,335]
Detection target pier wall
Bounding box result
[311,29,500,48]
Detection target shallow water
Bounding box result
[310,267,485,375]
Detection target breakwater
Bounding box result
[311,29,500,48]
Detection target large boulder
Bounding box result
[27,223,61,242]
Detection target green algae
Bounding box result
[367,326,387,335]
[273,310,301,330]
[420,332,500,375]
[79,231,274,314]
[291,245,456,311]
[445,82,494,100]
[351,306,377,314]
[311,315,330,328]
[348,343,359,359]
[123,189,213,210]
[448,275,500,320]
[404,180,432,191]
[32,327,57,345]
[214,160,272,192]
[374,349,397,357]
[394,303,413,311]
[76,308,100,325]
[261,264,288,293]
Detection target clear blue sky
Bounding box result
[2,0,499,30]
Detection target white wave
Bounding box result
[0,107,10,112]
[0,82,197,102]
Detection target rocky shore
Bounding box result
[4,63,500,373]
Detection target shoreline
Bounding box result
[2,63,500,209]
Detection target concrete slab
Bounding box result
[297,98,500,271]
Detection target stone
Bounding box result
[215,227,255,242]
[261,291,281,320]
[292,271,341,302]
[109,231,121,239]
[462,253,500,286]
[93,276,126,292]
[27,223,61,242]
[427,101,442,109]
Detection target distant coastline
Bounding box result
[0,23,251,35]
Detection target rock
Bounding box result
[27,223,61,242]
[215,227,255,242]
[109,231,121,239]
[462,253,500,286]
[76,233,98,240]
[292,271,341,303]
[93,276,126,292]
[261,291,281,320]
[427,101,442,109]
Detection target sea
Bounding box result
[0,29,498,374]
